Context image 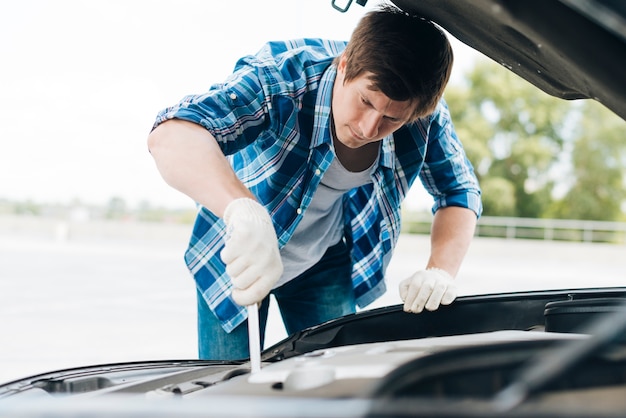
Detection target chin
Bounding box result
[335,131,360,149]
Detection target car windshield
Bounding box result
[1,0,625,388]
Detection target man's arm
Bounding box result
[147,119,282,306]
[427,206,477,276]
[147,119,254,217]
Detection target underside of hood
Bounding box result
[391,0,626,120]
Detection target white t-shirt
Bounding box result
[277,149,378,287]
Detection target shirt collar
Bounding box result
[310,64,336,149]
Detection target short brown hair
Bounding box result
[338,3,453,120]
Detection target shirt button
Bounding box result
[296,208,302,215]
[315,169,321,176]
[229,93,237,100]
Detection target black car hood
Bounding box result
[3,289,626,418]
[391,0,626,120]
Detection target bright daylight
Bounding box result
[1,1,626,417]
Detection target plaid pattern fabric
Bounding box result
[153,39,482,332]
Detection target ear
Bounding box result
[337,53,347,75]
[336,54,348,85]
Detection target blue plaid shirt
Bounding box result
[153,38,482,332]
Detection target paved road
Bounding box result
[1,219,625,384]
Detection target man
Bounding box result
[148,4,481,360]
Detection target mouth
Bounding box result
[348,126,367,143]
[336,125,372,149]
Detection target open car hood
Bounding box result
[391,0,626,120]
[2,288,626,417]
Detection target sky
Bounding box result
[1,0,480,210]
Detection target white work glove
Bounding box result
[399,268,457,313]
[221,198,283,306]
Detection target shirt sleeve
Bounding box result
[419,100,483,217]
[152,61,271,156]
[151,39,346,158]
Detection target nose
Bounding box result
[359,111,381,140]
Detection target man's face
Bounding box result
[331,55,414,149]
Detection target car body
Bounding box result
[2,288,626,417]
[1,1,625,417]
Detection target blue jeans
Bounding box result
[197,240,355,360]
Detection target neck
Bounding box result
[332,136,380,172]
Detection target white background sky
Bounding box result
[1,0,479,210]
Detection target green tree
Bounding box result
[548,102,626,221]
[479,177,516,216]
[14,199,42,216]
[105,196,127,220]
[446,59,626,220]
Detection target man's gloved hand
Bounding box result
[399,268,457,313]
[221,198,283,306]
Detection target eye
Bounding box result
[384,115,402,124]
